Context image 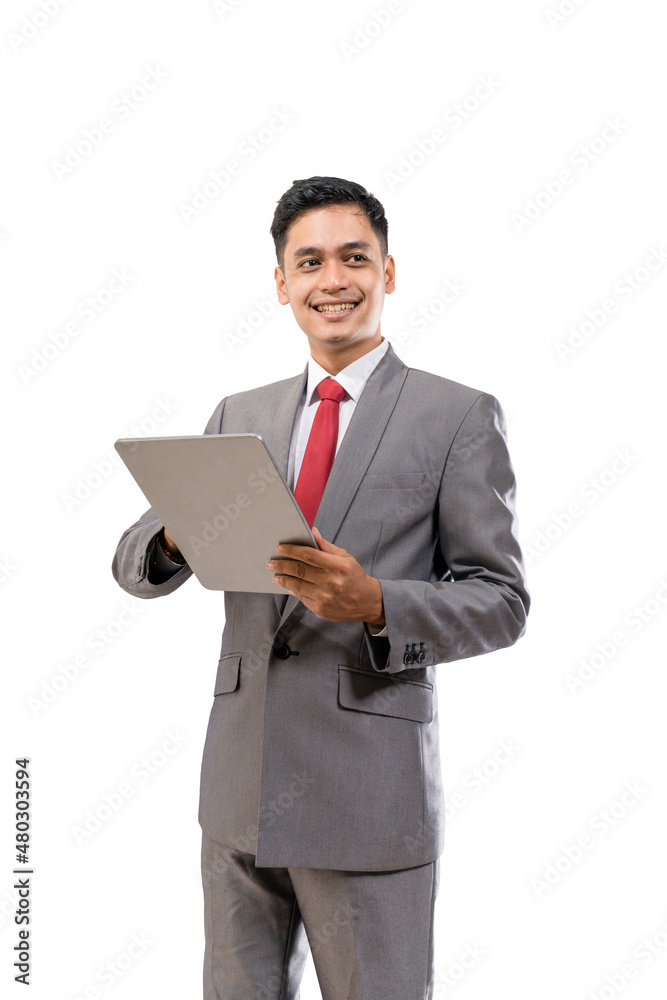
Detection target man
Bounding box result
[112,176,529,999]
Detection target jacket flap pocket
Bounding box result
[338,665,433,723]
[214,653,242,695]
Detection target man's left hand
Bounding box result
[267,527,385,626]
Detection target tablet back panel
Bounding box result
[115,433,315,592]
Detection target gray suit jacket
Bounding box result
[112,342,529,871]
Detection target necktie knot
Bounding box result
[316,378,346,404]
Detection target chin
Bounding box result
[323,331,363,345]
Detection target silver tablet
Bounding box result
[115,433,317,593]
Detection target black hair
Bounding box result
[270,176,389,267]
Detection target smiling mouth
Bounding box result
[313,302,359,313]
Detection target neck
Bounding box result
[310,335,383,376]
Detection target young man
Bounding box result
[112,176,529,999]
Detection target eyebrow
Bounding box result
[291,240,374,260]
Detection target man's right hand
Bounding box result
[161,527,183,560]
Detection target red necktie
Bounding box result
[293,378,347,527]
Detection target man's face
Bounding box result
[274,204,395,365]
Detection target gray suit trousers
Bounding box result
[201,833,440,1000]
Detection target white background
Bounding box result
[2,1,666,998]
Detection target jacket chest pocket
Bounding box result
[356,472,432,525]
[358,471,427,490]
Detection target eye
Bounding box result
[299,258,320,268]
[347,254,367,262]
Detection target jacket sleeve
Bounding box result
[111,398,226,599]
[362,392,529,673]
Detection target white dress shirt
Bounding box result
[287,337,390,637]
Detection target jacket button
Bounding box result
[273,643,297,659]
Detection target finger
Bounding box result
[275,542,339,567]
[271,574,319,602]
[267,558,322,583]
[311,526,338,552]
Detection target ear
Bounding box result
[274,265,289,305]
[384,254,396,295]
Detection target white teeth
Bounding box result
[316,303,357,312]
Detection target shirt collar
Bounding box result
[305,338,390,406]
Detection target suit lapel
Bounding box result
[262,365,309,482]
[262,365,309,617]
[276,342,408,628]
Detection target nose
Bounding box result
[318,258,350,292]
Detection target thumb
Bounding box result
[312,526,335,551]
